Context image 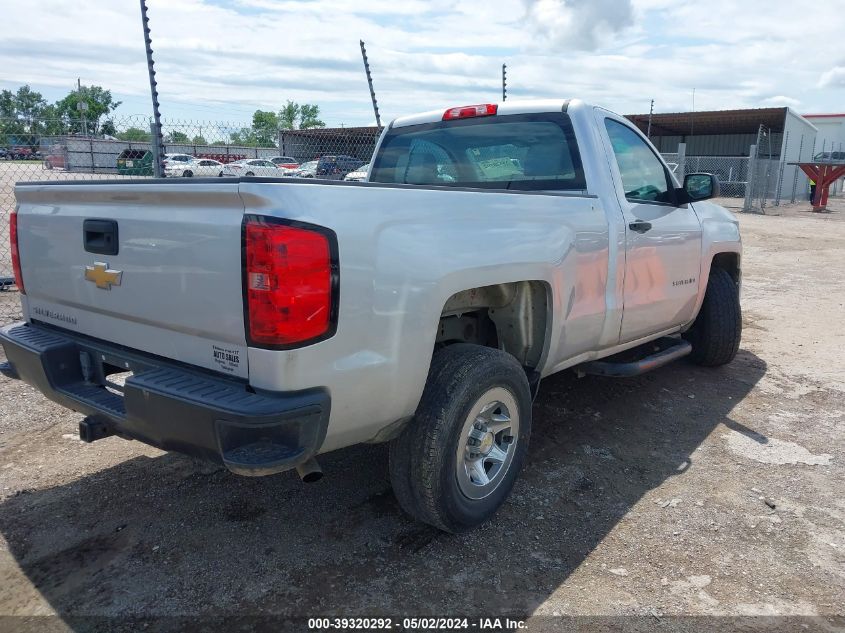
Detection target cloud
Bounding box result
[522,0,635,51]
[1,0,844,126]
[763,96,801,107]
[819,66,845,88]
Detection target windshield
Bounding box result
[370,113,585,191]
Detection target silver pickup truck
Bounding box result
[1,99,741,532]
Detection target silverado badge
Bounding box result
[84,262,123,290]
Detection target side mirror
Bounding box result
[679,173,720,203]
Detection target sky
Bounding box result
[1,0,843,128]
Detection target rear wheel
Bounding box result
[245,171,255,176]
[389,344,532,533]
[684,267,741,366]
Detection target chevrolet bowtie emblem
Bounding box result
[84,262,123,290]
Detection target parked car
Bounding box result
[2,99,741,533]
[291,160,318,178]
[344,163,370,182]
[221,158,280,177]
[316,155,365,179]
[43,148,66,170]
[162,153,195,174]
[268,156,300,170]
[165,158,224,178]
[9,147,34,160]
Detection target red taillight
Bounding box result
[10,211,24,294]
[244,218,335,347]
[442,103,498,121]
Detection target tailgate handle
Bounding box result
[84,219,119,256]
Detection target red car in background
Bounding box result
[268,155,300,170]
[43,145,66,170]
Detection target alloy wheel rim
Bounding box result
[455,387,520,500]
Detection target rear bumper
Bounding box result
[0,322,330,476]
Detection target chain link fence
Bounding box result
[0,115,383,325]
[659,142,842,212]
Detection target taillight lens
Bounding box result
[244,217,335,347]
[10,211,24,294]
[443,104,498,120]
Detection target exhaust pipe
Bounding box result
[296,457,323,483]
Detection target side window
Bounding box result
[605,118,673,204]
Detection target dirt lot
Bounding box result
[0,197,843,632]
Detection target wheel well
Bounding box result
[711,252,740,283]
[436,281,549,371]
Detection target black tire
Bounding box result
[183,170,193,177]
[684,267,741,366]
[245,171,255,176]
[389,344,532,533]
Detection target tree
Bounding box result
[299,103,325,129]
[166,131,190,143]
[192,135,208,145]
[14,86,48,124]
[0,86,49,139]
[276,101,325,130]
[0,89,15,120]
[118,127,151,142]
[278,101,300,130]
[251,110,279,147]
[100,119,117,137]
[55,85,121,134]
[229,128,256,147]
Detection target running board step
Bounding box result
[577,338,692,378]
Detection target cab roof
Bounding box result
[390,99,577,129]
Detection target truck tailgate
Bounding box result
[14,181,249,379]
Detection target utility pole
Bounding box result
[646,99,654,138]
[77,78,89,137]
[502,64,507,101]
[359,40,382,129]
[140,0,165,177]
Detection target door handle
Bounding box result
[629,220,652,234]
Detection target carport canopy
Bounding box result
[626,108,788,137]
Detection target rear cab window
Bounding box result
[370,113,586,192]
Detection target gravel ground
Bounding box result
[0,198,843,632]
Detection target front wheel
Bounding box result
[182,170,193,177]
[683,267,741,366]
[389,344,532,533]
[245,171,255,176]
